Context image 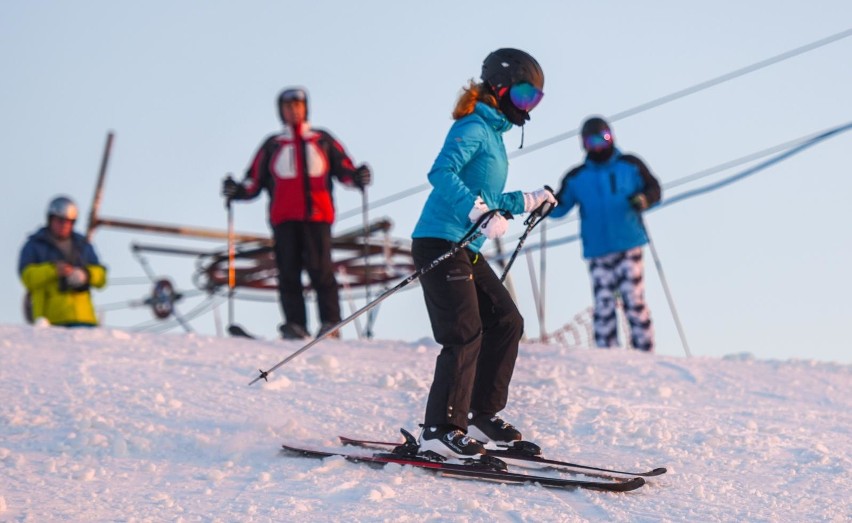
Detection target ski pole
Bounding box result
[500,187,556,282]
[640,217,692,357]
[224,175,254,339]
[227,198,235,327]
[361,186,373,339]
[248,210,502,385]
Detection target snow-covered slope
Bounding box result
[1,324,849,522]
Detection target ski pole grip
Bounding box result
[536,185,556,218]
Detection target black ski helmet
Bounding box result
[46,195,78,223]
[580,116,615,162]
[277,87,309,124]
[481,48,544,126]
[481,48,544,92]
[581,117,612,142]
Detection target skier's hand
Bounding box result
[66,267,89,289]
[468,196,489,223]
[353,164,372,189]
[480,212,510,239]
[630,193,649,211]
[55,261,72,278]
[523,187,558,213]
[222,176,244,200]
[468,197,509,240]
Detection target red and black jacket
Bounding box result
[242,122,360,225]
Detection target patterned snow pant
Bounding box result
[588,246,654,351]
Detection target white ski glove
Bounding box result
[468,196,489,223]
[523,188,558,213]
[66,267,89,288]
[479,213,510,239]
[468,197,509,240]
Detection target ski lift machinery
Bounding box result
[84,132,415,337]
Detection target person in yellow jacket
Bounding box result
[18,196,107,326]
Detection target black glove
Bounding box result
[222,176,245,200]
[630,193,649,211]
[353,164,372,189]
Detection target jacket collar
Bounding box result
[32,226,85,246]
[279,121,313,139]
[585,147,623,168]
[474,102,512,133]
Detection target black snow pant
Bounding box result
[272,221,341,330]
[412,238,524,431]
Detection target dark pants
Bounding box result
[272,221,341,329]
[412,238,524,430]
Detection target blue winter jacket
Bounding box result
[18,227,107,325]
[550,148,661,258]
[412,102,526,253]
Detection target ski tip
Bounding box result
[599,476,646,492]
[622,477,646,491]
[644,467,667,477]
[228,324,255,338]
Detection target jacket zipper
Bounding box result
[295,131,312,220]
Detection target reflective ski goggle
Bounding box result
[583,131,613,151]
[509,82,544,112]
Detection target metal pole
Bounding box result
[227,199,235,328]
[539,220,547,340]
[362,187,373,339]
[224,185,254,339]
[86,131,114,241]
[642,219,692,357]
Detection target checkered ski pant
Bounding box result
[588,246,654,351]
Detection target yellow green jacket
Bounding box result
[18,228,107,326]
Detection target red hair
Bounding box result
[452,81,497,120]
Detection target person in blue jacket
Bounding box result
[550,117,661,351]
[411,48,557,460]
[18,196,107,327]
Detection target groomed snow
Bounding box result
[1,323,849,522]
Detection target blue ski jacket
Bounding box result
[550,148,661,258]
[412,102,526,253]
[18,227,107,326]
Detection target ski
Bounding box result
[227,324,256,339]
[339,432,667,478]
[281,443,646,492]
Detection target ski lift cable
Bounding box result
[508,28,852,159]
[499,120,852,241]
[498,120,852,257]
[335,28,852,223]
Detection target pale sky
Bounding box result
[2,1,850,363]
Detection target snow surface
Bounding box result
[1,323,850,522]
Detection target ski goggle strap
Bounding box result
[508,83,544,112]
[583,130,614,151]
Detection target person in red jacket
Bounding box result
[223,87,371,339]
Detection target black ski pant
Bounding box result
[272,221,341,330]
[412,238,524,431]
